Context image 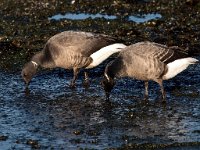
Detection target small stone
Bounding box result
[0,135,8,141]
[26,139,40,149]
[73,130,81,135]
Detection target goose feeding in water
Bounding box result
[22,31,126,88]
[101,41,199,101]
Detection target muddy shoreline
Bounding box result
[1,0,200,71]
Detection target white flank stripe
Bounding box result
[86,43,126,69]
[163,57,198,80]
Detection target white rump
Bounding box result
[86,43,127,68]
[163,57,198,80]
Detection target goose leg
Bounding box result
[156,79,166,102]
[144,81,149,100]
[83,71,90,88]
[70,68,80,88]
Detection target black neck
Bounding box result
[31,52,43,66]
[106,58,126,79]
[31,51,56,68]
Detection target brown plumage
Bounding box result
[102,41,198,101]
[22,31,122,88]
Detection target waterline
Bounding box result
[49,13,162,23]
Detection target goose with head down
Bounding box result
[101,41,199,102]
[22,31,126,88]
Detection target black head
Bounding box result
[21,62,37,86]
[101,75,115,101]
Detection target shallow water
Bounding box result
[0,57,200,149]
[49,12,162,23]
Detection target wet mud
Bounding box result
[1,62,200,149]
[0,0,200,149]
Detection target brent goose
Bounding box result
[101,41,198,101]
[22,31,126,88]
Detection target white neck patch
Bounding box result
[31,61,38,68]
[104,72,110,81]
[86,43,126,69]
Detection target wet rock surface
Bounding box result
[0,0,200,149]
